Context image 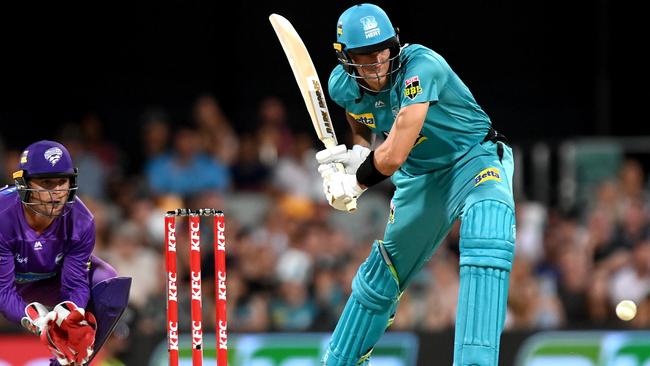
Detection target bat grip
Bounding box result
[334,162,357,212]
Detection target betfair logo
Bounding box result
[474,167,501,187]
[349,112,376,128]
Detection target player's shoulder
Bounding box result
[69,196,95,225]
[0,186,19,214]
[0,187,20,241]
[399,44,450,81]
[401,44,447,68]
[328,64,362,105]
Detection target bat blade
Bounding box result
[269,13,338,148]
[269,13,357,211]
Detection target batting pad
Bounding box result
[454,200,515,366]
[323,243,400,366]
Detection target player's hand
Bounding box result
[21,302,55,336]
[322,171,366,211]
[22,302,73,364]
[53,301,98,365]
[316,144,370,175]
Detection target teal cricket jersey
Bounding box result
[328,44,492,174]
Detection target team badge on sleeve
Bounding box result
[404,76,423,100]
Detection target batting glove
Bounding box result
[316,144,371,175]
[322,171,366,211]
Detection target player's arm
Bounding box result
[346,112,373,148]
[373,102,429,176]
[60,221,94,307]
[0,238,28,323]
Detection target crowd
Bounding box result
[1,94,649,363]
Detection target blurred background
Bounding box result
[0,1,648,365]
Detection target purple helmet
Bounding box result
[13,140,78,213]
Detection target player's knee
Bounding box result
[351,242,400,313]
[460,200,515,271]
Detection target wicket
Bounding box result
[165,209,227,366]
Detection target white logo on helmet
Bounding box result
[360,16,380,39]
[44,147,63,166]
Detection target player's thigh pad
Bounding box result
[455,199,515,366]
[323,242,400,366]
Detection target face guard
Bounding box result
[14,171,78,217]
[334,42,403,93]
[13,140,78,217]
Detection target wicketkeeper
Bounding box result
[0,140,131,365]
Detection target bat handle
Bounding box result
[345,198,357,212]
[333,162,358,212]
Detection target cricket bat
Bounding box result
[269,13,357,212]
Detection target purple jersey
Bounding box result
[0,185,95,323]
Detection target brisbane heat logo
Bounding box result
[360,16,380,39]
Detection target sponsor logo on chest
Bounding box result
[349,112,376,128]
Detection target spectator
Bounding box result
[269,279,318,331]
[257,96,294,165]
[146,126,230,197]
[271,132,323,202]
[230,133,271,191]
[102,222,162,309]
[59,123,109,200]
[192,94,239,166]
[80,113,122,176]
[609,240,650,307]
[141,108,171,161]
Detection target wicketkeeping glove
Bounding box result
[52,301,98,365]
[22,302,72,364]
[22,302,55,336]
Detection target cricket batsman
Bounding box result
[317,4,516,365]
[0,140,132,365]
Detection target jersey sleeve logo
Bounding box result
[404,76,423,100]
[474,167,501,187]
[349,112,376,128]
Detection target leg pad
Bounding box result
[323,243,400,366]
